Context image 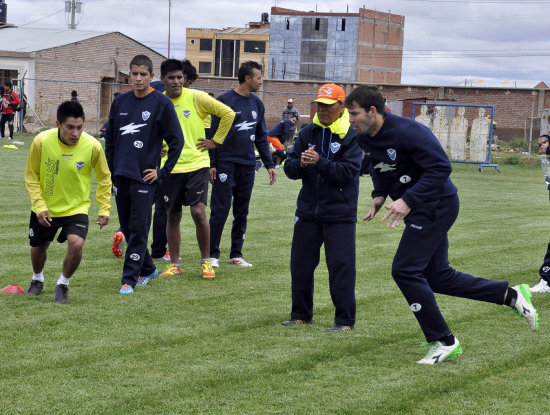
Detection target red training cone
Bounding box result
[1,285,25,294]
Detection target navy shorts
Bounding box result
[28,212,88,247]
[162,168,209,213]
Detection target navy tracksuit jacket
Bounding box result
[360,114,508,341]
[284,121,362,326]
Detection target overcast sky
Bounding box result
[6,0,550,86]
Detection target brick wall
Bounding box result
[193,76,547,139]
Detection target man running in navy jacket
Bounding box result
[346,85,538,364]
[105,55,184,294]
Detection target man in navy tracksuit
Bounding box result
[105,55,184,294]
[345,85,539,363]
[208,61,276,268]
[282,84,362,332]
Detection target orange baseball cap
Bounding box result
[312,83,346,105]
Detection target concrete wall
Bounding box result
[193,76,549,139]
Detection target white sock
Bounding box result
[32,271,44,282]
[57,274,70,286]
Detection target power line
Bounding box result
[19,8,65,27]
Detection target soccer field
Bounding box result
[1,133,549,415]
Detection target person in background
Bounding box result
[1,81,20,140]
[282,98,300,142]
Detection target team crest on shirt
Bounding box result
[134,141,144,149]
[142,111,151,121]
[330,142,341,153]
[76,161,85,170]
[219,173,228,182]
[387,148,396,161]
[183,110,191,118]
[250,134,256,141]
[252,111,257,120]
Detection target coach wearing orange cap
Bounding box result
[281,83,363,332]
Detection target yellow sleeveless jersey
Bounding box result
[162,89,234,173]
[25,128,112,217]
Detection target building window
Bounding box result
[190,39,195,45]
[244,41,266,53]
[315,18,320,31]
[341,18,346,31]
[200,38,212,51]
[286,18,290,30]
[198,62,212,74]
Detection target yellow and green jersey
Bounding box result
[25,128,112,217]
[163,88,234,173]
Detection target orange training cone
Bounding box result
[1,285,25,294]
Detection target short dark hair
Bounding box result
[4,80,12,88]
[57,100,85,124]
[71,90,78,97]
[238,61,262,84]
[160,59,183,77]
[130,54,153,74]
[182,59,198,82]
[345,85,386,116]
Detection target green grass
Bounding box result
[1,133,550,414]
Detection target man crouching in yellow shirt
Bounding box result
[24,100,111,303]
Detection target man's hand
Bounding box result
[143,168,158,184]
[267,168,277,185]
[160,143,168,158]
[300,147,319,167]
[37,210,52,227]
[96,216,109,229]
[197,138,217,152]
[363,196,385,221]
[381,198,411,228]
[539,137,549,155]
[209,167,217,184]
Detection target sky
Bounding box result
[6,0,550,86]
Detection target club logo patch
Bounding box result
[319,86,333,97]
[330,142,341,153]
[400,175,411,183]
[142,111,151,121]
[250,134,255,141]
[29,228,34,237]
[387,148,396,161]
[252,111,257,120]
[410,303,421,312]
[164,195,169,203]
[134,141,143,149]
[219,173,228,182]
[183,110,191,118]
[543,266,550,273]
[130,253,140,261]
[76,161,85,170]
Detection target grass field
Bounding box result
[1,132,550,415]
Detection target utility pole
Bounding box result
[168,0,172,57]
[65,0,82,29]
[70,0,76,29]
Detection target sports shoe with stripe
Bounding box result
[137,269,159,286]
[210,258,219,268]
[112,231,125,258]
[159,264,183,278]
[119,284,134,295]
[530,279,550,293]
[513,284,539,331]
[201,260,215,280]
[230,257,252,267]
[281,319,312,326]
[417,337,462,364]
[152,250,171,261]
[327,324,353,332]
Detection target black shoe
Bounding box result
[54,284,69,304]
[327,324,353,332]
[281,319,312,326]
[26,280,44,296]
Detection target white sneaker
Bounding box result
[530,279,550,293]
[210,258,219,268]
[513,284,539,331]
[417,338,462,365]
[230,257,252,267]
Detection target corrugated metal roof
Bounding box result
[0,27,111,53]
[218,27,270,35]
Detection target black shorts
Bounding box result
[162,168,209,213]
[28,212,88,247]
